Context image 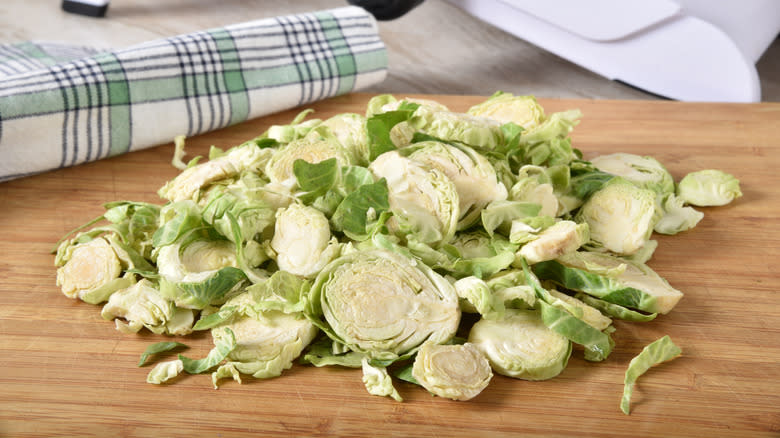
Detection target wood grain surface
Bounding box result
[1,93,779,437]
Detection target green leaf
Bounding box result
[177,267,247,309]
[393,363,420,386]
[575,293,658,323]
[192,306,238,330]
[138,341,188,367]
[331,178,390,241]
[293,157,340,203]
[538,300,613,362]
[180,328,237,374]
[152,203,205,247]
[366,102,420,161]
[621,335,682,414]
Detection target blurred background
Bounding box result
[2,0,779,101]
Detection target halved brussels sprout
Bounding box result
[590,152,675,196]
[270,204,340,278]
[576,178,657,255]
[319,113,369,164]
[516,220,589,265]
[101,279,195,335]
[533,251,683,314]
[412,341,493,401]
[307,249,460,361]
[467,92,545,130]
[414,108,504,150]
[654,193,704,235]
[403,141,508,229]
[56,237,125,302]
[468,308,571,380]
[369,150,460,246]
[210,302,318,384]
[265,131,358,184]
[677,169,742,207]
[159,143,272,202]
[157,237,246,309]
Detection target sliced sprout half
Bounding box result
[576,178,657,255]
[101,279,195,335]
[412,341,493,401]
[515,220,589,265]
[533,251,683,314]
[308,249,461,361]
[403,141,508,229]
[56,236,123,301]
[467,92,545,130]
[469,308,571,381]
[270,204,340,278]
[590,152,675,196]
[369,150,460,246]
[210,307,318,384]
[159,143,272,202]
[265,132,358,185]
[676,169,742,207]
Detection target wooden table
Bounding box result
[1,94,779,437]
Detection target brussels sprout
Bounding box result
[513,109,581,167]
[159,143,272,202]
[533,251,683,314]
[576,178,657,255]
[677,169,742,207]
[369,150,460,246]
[101,279,195,335]
[453,276,504,318]
[509,175,559,218]
[414,108,505,150]
[210,307,318,384]
[508,215,556,245]
[270,204,341,278]
[365,95,447,149]
[157,236,246,309]
[56,236,129,303]
[515,220,589,265]
[319,113,369,164]
[362,358,403,401]
[467,92,546,130]
[590,153,675,196]
[654,193,704,235]
[403,141,508,229]
[468,308,571,380]
[412,341,493,401]
[404,232,516,280]
[265,131,358,184]
[307,249,460,361]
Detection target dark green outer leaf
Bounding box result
[532,260,654,312]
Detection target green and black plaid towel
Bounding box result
[0,6,387,182]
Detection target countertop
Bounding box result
[1,0,778,101]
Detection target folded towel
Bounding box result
[0,6,387,182]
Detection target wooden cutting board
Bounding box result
[1,93,779,437]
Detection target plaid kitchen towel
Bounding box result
[0,6,387,182]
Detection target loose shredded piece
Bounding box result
[621,335,682,415]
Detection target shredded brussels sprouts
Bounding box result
[53,93,739,411]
